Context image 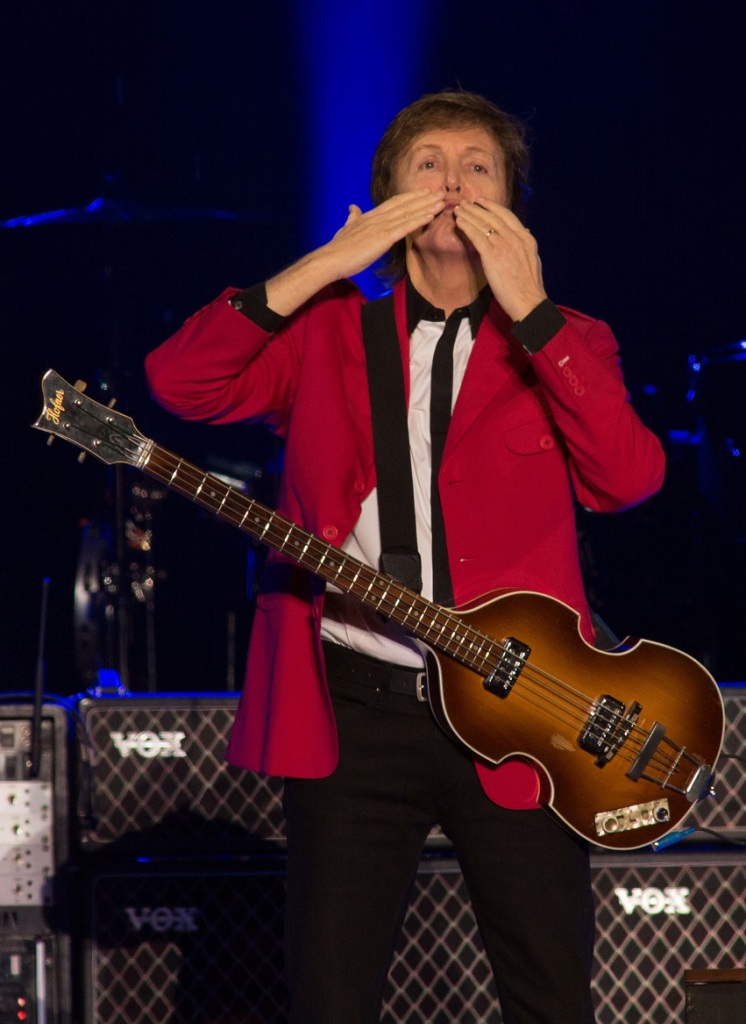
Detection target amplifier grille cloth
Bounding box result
[688,688,746,833]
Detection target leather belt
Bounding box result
[322,640,428,701]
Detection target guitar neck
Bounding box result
[141,441,478,665]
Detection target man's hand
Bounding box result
[326,189,446,279]
[265,190,445,316]
[454,197,547,322]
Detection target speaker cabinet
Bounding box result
[79,849,746,1024]
[80,859,289,1024]
[592,849,746,1023]
[75,694,285,855]
[687,685,746,839]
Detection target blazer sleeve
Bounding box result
[528,312,665,512]
[145,286,306,437]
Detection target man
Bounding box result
[146,91,665,1023]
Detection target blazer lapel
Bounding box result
[445,300,526,457]
[392,278,411,404]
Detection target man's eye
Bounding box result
[419,160,436,170]
[473,164,489,173]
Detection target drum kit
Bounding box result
[4,193,270,693]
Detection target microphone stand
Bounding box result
[28,577,50,779]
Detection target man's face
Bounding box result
[393,125,508,258]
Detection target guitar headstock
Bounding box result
[33,369,149,468]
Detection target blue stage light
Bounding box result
[292,1,430,297]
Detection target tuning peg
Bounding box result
[72,381,89,460]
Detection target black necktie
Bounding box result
[430,311,465,606]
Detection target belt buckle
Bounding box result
[415,672,428,702]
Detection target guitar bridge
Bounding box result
[627,723,715,803]
[483,637,530,697]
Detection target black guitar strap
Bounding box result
[360,295,422,593]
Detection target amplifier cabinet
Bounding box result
[79,849,746,1024]
[687,685,746,838]
[75,694,285,854]
[591,849,746,1023]
[80,859,290,1024]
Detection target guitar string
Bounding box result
[94,421,691,788]
[138,442,688,785]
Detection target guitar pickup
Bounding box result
[581,696,641,765]
[483,637,530,697]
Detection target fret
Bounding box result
[439,621,463,654]
[374,582,392,611]
[277,525,295,551]
[168,457,183,486]
[215,487,229,515]
[398,603,417,627]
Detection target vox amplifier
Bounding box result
[687,684,746,838]
[74,694,285,854]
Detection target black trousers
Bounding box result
[283,648,597,1024]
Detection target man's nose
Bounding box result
[444,165,461,192]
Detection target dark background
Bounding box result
[2,1,744,699]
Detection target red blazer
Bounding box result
[146,278,665,783]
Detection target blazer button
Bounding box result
[354,479,365,493]
[322,525,338,540]
[540,434,555,450]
